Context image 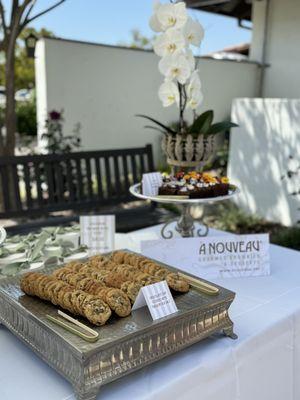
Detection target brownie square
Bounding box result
[213,183,229,197]
[158,186,178,196]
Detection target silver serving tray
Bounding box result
[130,183,240,204]
[0,251,236,400]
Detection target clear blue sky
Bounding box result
[4,0,252,54]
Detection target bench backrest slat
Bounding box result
[0,144,154,219]
[95,157,103,200]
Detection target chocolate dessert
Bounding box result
[158,171,231,199]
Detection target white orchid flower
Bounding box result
[183,17,204,47]
[186,70,203,109]
[187,89,203,110]
[154,28,186,57]
[158,80,180,107]
[189,93,203,110]
[159,53,192,84]
[186,48,196,71]
[149,0,163,32]
[156,2,188,31]
[187,70,201,98]
[149,15,162,32]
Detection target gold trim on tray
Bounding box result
[178,272,220,296]
[46,310,99,342]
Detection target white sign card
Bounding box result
[141,234,270,279]
[80,215,115,255]
[132,281,178,320]
[142,172,163,196]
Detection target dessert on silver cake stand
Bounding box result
[130,183,240,239]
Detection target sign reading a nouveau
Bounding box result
[141,234,270,279]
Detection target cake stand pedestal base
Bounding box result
[161,204,209,239]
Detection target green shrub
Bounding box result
[16,98,36,136]
[271,227,300,251]
[205,202,300,251]
[0,97,37,137]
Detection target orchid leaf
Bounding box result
[207,121,238,135]
[144,125,166,134]
[136,114,176,134]
[189,110,214,135]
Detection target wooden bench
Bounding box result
[0,145,167,234]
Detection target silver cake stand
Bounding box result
[130,183,240,239]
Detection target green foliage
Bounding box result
[207,121,238,135]
[207,202,264,233]
[189,110,238,136]
[136,114,176,134]
[189,110,214,135]
[121,29,154,50]
[42,110,81,154]
[205,202,300,251]
[272,227,300,251]
[139,110,238,137]
[0,27,54,90]
[16,96,37,136]
[0,96,36,136]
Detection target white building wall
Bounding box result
[229,98,300,226]
[35,37,259,165]
[227,0,300,226]
[251,0,300,97]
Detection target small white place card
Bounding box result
[142,172,163,196]
[80,215,115,255]
[141,234,270,279]
[132,281,178,320]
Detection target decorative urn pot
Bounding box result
[161,132,216,169]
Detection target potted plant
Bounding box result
[138,1,237,170]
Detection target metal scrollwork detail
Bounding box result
[161,219,177,239]
[196,222,209,237]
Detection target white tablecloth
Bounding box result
[1,224,300,400]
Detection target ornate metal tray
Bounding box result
[0,251,236,400]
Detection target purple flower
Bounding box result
[49,110,61,121]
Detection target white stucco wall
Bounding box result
[35,37,259,164]
[228,98,300,226]
[251,0,300,98]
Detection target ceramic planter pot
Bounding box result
[161,133,216,170]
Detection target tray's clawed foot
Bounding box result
[75,385,101,400]
[223,325,238,340]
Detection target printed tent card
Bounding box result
[141,234,270,279]
[142,172,163,196]
[132,281,178,320]
[80,215,115,256]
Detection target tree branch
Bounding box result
[10,0,20,26]
[20,0,36,27]
[0,1,7,36]
[22,0,66,27]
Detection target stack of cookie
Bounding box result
[110,251,190,293]
[20,272,112,326]
[57,253,190,301]
[52,267,131,317]
[20,251,190,327]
